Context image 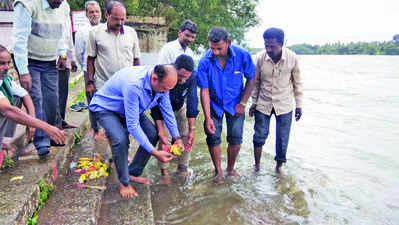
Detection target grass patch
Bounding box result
[73,133,82,144]
[72,90,86,105]
[1,154,14,169]
[27,180,55,225]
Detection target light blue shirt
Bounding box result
[89,66,180,153]
[13,0,67,75]
[197,45,255,117]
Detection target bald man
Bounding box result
[89,64,184,198]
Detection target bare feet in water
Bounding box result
[275,161,283,175]
[214,172,223,183]
[119,183,137,198]
[130,175,150,186]
[226,169,239,177]
[254,164,260,172]
[94,131,106,142]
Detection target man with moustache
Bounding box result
[249,28,303,174]
[74,0,103,140]
[197,27,256,183]
[0,45,65,165]
[86,1,141,100]
[12,0,69,158]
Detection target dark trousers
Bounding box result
[56,68,70,127]
[95,111,158,186]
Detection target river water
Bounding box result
[144,55,399,225]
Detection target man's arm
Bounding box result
[150,106,168,148]
[292,57,303,121]
[13,3,32,90]
[74,29,85,68]
[0,98,65,144]
[200,88,215,134]
[21,94,35,140]
[86,56,96,98]
[185,74,199,151]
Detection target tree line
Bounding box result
[288,34,399,55]
[68,0,259,50]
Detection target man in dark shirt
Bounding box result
[151,54,198,184]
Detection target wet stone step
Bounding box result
[36,137,110,225]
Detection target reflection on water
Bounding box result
[146,55,399,225]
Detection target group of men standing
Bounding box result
[0,0,303,199]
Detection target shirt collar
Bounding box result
[143,69,153,93]
[105,23,125,35]
[42,0,50,9]
[207,45,236,59]
[265,47,286,63]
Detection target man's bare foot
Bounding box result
[119,183,138,198]
[214,172,223,183]
[129,175,150,186]
[94,132,106,142]
[275,161,283,175]
[160,175,171,185]
[226,169,239,177]
[254,164,260,172]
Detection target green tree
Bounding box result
[68,0,259,50]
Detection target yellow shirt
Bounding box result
[251,47,303,116]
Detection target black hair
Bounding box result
[174,54,194,72]
[180,20,198,34]
[154,64,168,82]
[106,1,125,15]
[263,28,285,46]
[208,27,229,43]
[0,44,8,53]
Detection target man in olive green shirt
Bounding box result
[249,28,303,174]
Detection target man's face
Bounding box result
[106,7,126,32]
[0,51,11,80]
[178,30,196,48]
[86,4,101,26]
[209,40,230,58]
[264,38,282,59]
[177,68,192,85]
[47,0,63,9]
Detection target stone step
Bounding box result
[0,110,89,225]
[36,137,110,225]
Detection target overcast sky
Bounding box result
[245,0,399,48]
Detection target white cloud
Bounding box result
[246,0,399,47]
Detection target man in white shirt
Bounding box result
[74,0,103,140]
[157,20,197,64]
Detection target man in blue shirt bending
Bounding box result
[198,27,256,183]
[89,64,184,198]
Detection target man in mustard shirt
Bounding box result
[249,28,303,174]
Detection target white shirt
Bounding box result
[157,39,194,64]
[74,24,99,72]
[0,79,28,98]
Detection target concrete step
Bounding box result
[0,110,89,225]
[0,72,87,225]
[36,137,110,225]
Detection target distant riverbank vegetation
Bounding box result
[249,35,399,55]
[69,0,259,50]
[289,34,399,55]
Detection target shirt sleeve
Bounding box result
[159,94,180,138]
[186,72,199,118]
[197,58,209,89]
[86,28,97,58]
[12,3,32,75]
[74,29,85,68]
[132,30,141,59]
[123,85,155,153]
[292,57,303,108]
[0,91,5,99]
[157,45,171,64]
[251,54,262,103]
[10,81,28,97]
[243,50,256,80]
[65,14,76,62]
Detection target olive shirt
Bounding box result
[251,47,303,116]
[86,23,141,84]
